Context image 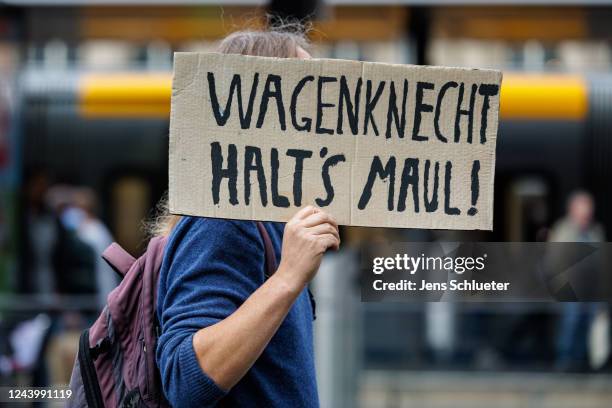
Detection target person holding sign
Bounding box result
[169,29,501,231]
[155,29,338,408]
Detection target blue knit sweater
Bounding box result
[156,217,318,407]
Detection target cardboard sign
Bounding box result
[169,53,502,230]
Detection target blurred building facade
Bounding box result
[1,2,612,407]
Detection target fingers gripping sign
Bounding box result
[278,206,340,288]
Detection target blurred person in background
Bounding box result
[45,185,103,386]
[19,181,102,388]
[549,190,606,372]
[47,185,97,297]
[19,168,57,295]
[549,191,604,243]
[72,187,118,308]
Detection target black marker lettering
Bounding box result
[363,80,386,136]
[337,76,362,135]
[412,81,434,141]
[244,145,267,206]
[397,158,419,212]
[434,81,458,143]
[316,76,337,135]
[271,148,290,208]
[454,83,477,143]
[386,79,409,139]
[290,75,314,132]
[207,72,259,129]
[286,149,313,206]
[444,161,460,215]
[256,74,286,130]
[358,156,396,210]
[211,142,238,205]
[424,160,440,212]
[316,152,346,207]
[478,84,500,144]
[468,160,480,216]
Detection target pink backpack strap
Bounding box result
[255,221,277,278]
[101,243,137,277]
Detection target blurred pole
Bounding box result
[426,302,456,363]
[587,76,612,240]
[313,249,360,408]
[0,6,24,293]
[268,0,322,23]
[146,40,172,71]
[523,40,546,71]
[408,7,431,65]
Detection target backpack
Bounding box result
[68,221,277,408]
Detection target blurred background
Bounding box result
[1,1,612,407]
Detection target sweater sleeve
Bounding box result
[156,217,267,407]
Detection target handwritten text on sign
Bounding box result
[169,53,502,229]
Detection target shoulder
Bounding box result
[169,217,284,244]
[79,220,112,243]
[549,218,572,241]
[166,216,263,255]
[160,217,285,274]
[160,217,279,279]
[158,217,271,300]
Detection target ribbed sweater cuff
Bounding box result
[178,334,227,406]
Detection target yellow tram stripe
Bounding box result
[78,72,588,121]
[500,74,587,120]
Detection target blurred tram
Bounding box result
[5,4,612,399]
[18,70,612,244]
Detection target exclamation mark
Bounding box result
[468,160,480,216]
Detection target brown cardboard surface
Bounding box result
[169,52,502,230]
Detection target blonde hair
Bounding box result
[146,24,310,237]
[218,27,309,57]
